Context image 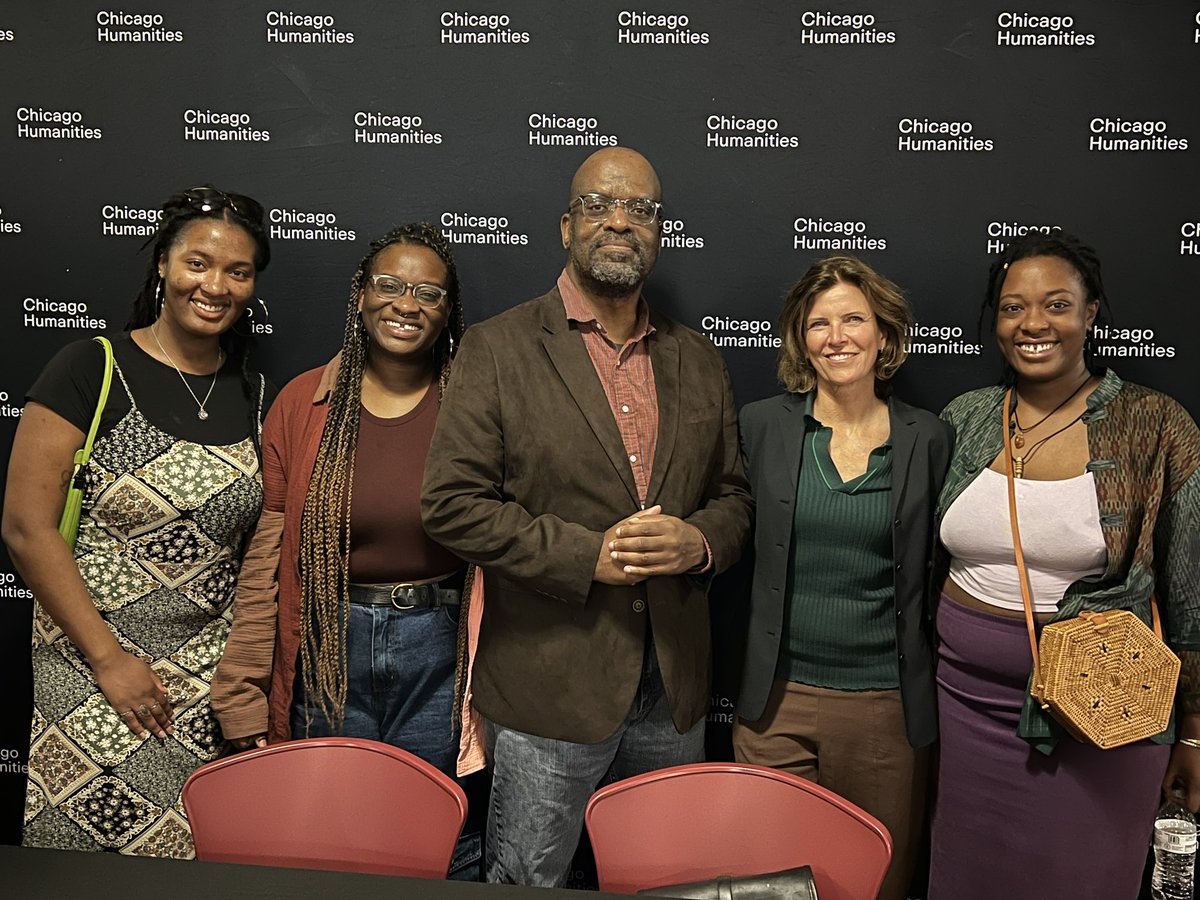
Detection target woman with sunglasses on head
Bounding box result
[3,186,273,855]
[211,223,481,878]
[930,231,1200,898]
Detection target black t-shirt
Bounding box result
[27,333,276,445]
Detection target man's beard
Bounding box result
[573,234,653,296]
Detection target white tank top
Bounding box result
[940,467,1107,614]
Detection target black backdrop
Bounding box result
[1,0,1197,845]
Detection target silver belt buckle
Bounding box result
[389,583,417,610]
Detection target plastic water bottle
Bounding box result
[1152,797,1197,900]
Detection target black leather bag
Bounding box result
[638,865,819,900]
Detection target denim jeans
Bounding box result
[290,601,481,880]
[486,636,705,887]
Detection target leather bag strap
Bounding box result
[1001,388,1044,680]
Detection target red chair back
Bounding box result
[182,737,466,877]
[585,763,892,899]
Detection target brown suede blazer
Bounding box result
[421,288,752,743]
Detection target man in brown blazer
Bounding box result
[421,147,752,886]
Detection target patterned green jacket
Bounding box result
[938,369,1200,753]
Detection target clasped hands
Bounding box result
[594,505,707,586]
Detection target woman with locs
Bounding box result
[734,255,953,900]
[3,186,272,855]
[930,231,1200,897]
[211,222,482,877]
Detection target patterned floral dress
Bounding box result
[23,362,263,856]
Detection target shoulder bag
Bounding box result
[58,336,114,552]
[1002,387,1179,749]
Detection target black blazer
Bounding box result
[735,391,953,747]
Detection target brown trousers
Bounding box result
[732,680,929,900]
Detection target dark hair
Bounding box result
[125,185,272,457]
[980,230,1112,379]
[777,255,912,398]
[297,222,474,734]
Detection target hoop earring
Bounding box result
[448,331,455,356]
[155,279,165,316]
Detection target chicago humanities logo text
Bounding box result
[183,109,269,142]
[269,208,355,242]
[707,115,799,150]
[96,10,182,42]
[15,107,102,140]
[0,572,32,601]
[441,12,529,44]
[354,111,443,145]
[101,204,162,238]
[907,323,982,357]
[995,11,1095,46]
[1090,325,1176,359]
[798,11,896,44]
[1088,118,1188,152]
[0,206,22,234]
[984,220,1061,254]
[23,297,107,331]
[701,316,780,350]
[1182,221,1200,256]
[0,391,22,420]
[0,26,13,40]
[898,118,992,152]
[661,217,703,250]
[440,212,529,246]
[793,216,886,252]
[265,10,355,44]
[528,113,617,148]
[617,10,709,44]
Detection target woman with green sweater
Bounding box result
[734,256,952,900]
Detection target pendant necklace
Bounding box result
[151,323,223,421]
[1011,410,1087,478]
[1009,373,1091,450]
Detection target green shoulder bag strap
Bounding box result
[59,336,114,551]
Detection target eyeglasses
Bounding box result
[367,275,449,308]
[183,185,263,221]
[569,193,662,226]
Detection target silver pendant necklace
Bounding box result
[151,323,223,421]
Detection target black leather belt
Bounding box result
[347,582,461,610]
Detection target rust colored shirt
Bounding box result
[557,269,658,506]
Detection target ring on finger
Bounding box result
[149,702,161,711]
[138,704,151,716]
[119,709,136,719]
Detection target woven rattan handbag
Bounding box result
[1001,388,1179,749]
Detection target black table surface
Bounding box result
[1,845,612,899]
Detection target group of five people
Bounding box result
[4,147,1198,899]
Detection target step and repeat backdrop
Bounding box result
[0,0,1197,844]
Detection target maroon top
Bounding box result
[350,386,462,582]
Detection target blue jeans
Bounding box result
[486,637,705,886]
[290,601,481,880]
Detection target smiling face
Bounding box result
[157,218,258,339]
[560,148,662,296]
[803,280,885,394]
[995,255,1098,388]
[357,242,450,363]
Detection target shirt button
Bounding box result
[633,599,646,613]
[629,454,638,463]
[621,404,631,413]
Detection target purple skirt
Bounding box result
[929,597,1168,900]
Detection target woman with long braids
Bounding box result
[211,222,481,876]
[930,231,1200,897]
[3,185,272,855]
